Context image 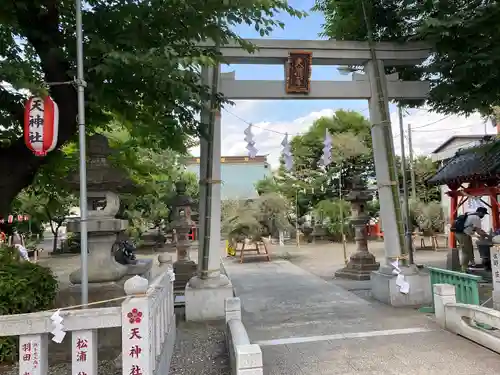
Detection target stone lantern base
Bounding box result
[335,251,380,281]
[173,259,197,294]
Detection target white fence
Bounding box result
[0,269,176,375]
[224,297,263,375]
[433,283,500,353]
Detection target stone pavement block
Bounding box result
[267,363,305,375]
[284,341,346,363]
[261,346,305,369]
[299,360,354,375]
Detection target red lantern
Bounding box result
[0,219,4,224]
[7,215,13,223]
[24,215,29,221]
[17,215,23,222]
[24,96,59,156]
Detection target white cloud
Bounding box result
[190,102,496,168]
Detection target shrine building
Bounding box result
[429,135,500,237]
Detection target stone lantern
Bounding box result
[169,182,197,294]
[66,135,153,296]
[335,178,380,280]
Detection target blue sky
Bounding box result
[221,0,372,122]
[191,0,493,166]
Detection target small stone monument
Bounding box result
[335,178,380,280]
[169,182,197,295]
[64,135,153,302]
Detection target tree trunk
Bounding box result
[51,222,62,253]
[0,4,79,215]
[52,232,59,253]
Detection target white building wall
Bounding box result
[432,138,483,162]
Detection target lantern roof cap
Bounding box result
[170,181,195,208]
[68,134,136,193]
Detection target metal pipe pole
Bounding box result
[295,192,298,246]
[407,123,417,201]
[339,162,348,265]
[398,105,414,264]
[75,0,89,305]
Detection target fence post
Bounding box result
[225,297,241,323]
[122,275,150,375]
[72,329,98,375]
[19,334,48,375]
[433,283,456,328]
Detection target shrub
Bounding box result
[0,245,58,363]
[314,199,354,241]
[409,199,444,234]
[221,194,292,242]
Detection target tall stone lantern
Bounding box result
[66,135,153,291]
[335,178,380,280]
[169,182,197,295]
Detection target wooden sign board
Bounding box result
[285,51,312,94]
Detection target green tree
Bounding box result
[10,153,77,251]
[14,189,76,252]
[314,198,351,241]
[275,110,374,216]
[411,156,441,202]
[0,0,305,214]
[394,155,440,203]
[104,130,199,239]
[222,193,291,242]
[313,0,500,114]
[10,123,200,244]
[255,176,280,195]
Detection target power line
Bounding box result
[223,107,370,136]
[225,106,485,150]
[409,114,454,129]
[223,108,300,136]
[393,123,479,139]
[412,123,477,133]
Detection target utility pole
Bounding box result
[398,106,414,264]
[407,123,417,201]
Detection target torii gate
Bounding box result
[185,39,431,321]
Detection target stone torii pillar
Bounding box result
[366,60,430,307]
[185,66,233,322]
[362,61,405,268]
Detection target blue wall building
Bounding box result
[186,156,271,200]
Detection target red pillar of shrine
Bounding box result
[448,189,458,248]
[490,188,499,232]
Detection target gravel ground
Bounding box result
[169,316,230,375]
[1,360,121,375]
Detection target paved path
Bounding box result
[223,259,500,375]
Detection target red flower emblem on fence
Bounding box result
[127,308,143,324]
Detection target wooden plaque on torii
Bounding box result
[285,51,312,94]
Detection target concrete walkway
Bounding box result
[223,259,500,375]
